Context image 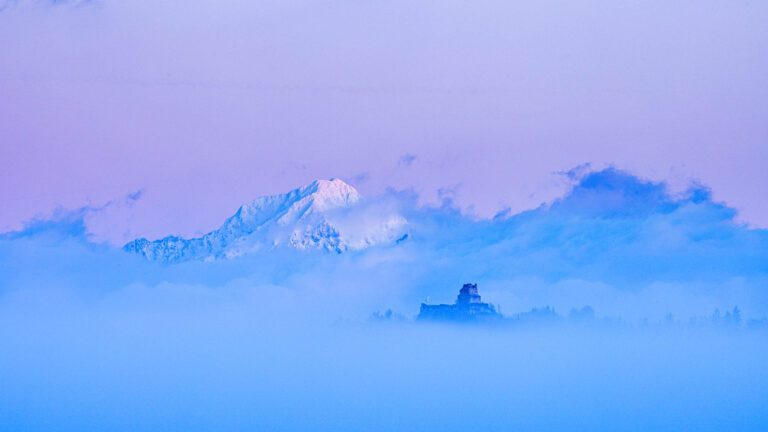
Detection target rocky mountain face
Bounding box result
[124,179,407,262]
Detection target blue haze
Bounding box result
[1,168,767,430]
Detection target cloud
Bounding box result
[559,162,594,182]
[126,189,144,203]
[1,189,148,245]
[347,172,371,185]
[3,167,766,320]
[1,207,91,241]
[548,167,697,217]
[435,183,463,208]
[1,167,768,430]
[398,153,418,167]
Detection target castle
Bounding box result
[418,283,501,322]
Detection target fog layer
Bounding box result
[1,169,767,430]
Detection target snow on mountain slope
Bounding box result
[124,179,407,262]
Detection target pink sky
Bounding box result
[1,0,767,244]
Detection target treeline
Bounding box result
[371,305,768,328]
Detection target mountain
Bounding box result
[124,179,408,262]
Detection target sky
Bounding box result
[1,0,768,245]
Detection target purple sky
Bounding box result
[1,0,767,244]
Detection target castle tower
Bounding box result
[456,283,482,304]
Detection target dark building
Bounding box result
[418,283,501,322]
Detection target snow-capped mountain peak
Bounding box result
[124,179,405,262]
[275,178,361,224]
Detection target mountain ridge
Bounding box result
[124,179,407,262]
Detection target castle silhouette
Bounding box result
[418,283,501,322]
